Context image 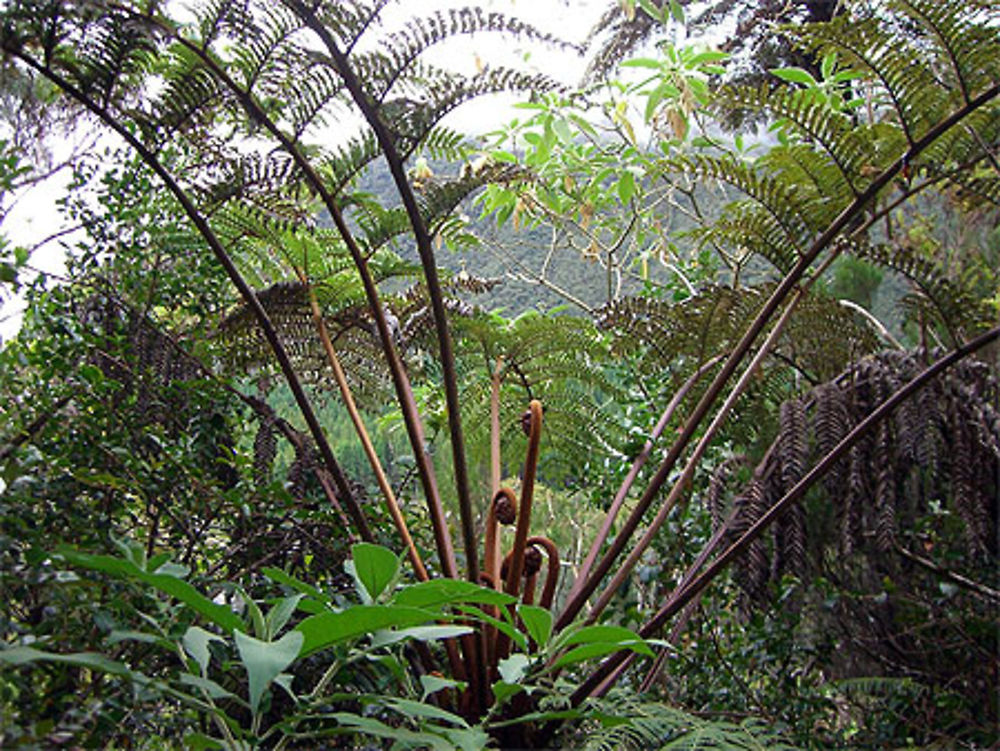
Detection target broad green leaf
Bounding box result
[438,726,492,751]
[491,680,524,704]
[264,594,304,640]
[369,625,472,649]
[554,624,645,651]
[294,598,326,615]
[821,52,836,80]
[178,673,239,702]
[495,201,514,227]
[0,645,133,677]
[618,171,636,204]
[517,605,552,648]
[527,139,550,166]
[295,605,436,657]
[669,0,684,23]
[153,561,190,578]
[552,118,574,145]
[184,733,225,750]
[568,113,598,139]
[58,550,244,634]
[147,552,172,572]
[687,78,709,98]
[331,713,454,751]
[111,535,146,569]
[232,585,266,639]
[688,50,729,66]
[553,639,654,669]
[645,81,680,121]
[107,630,170,649]
[621,57,663,71]
[381,696,470,727]
[832,69,867,84]
[772,67,818,87]
[420,673,466,700]
[183,626,225,677]
[637,0,662,22]
[273,672,297,702]
[233,629,303,715]
[490,708,583,728]
[261,566,327,604]
[455,605,527,651]
[392,579,516,609]
[350,543,400,602]
[497,653,531,684]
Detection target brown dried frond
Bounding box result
[729,348,998,596]
[253,417,278,489]
[814,381,849,499]
[705,453,751,531]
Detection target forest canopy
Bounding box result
[0,0,997,748]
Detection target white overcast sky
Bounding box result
[0,0,615,339]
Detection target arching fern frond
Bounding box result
[448,309,626,490]
[712,84,871,197]
[227,1,302,92]
[352,160,532,256]
[877,0,1000,107]
[597,286,768,374]
[794,0,1000,148]
[361,6,578,103]
[143,49,224,140]
[419,125,469,163]
[367,62,566,151]
[317,133,381,195]
[578,692,803,751]
[74,13,159,109]
[689,202,802,273]
[663,154,817,256]
[858,243,996,346]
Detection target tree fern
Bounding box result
[450,309,627,489]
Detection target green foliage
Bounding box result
[478,41,728,307]
[0,542,662,747]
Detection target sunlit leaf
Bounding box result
[295,605,436,657]
[233,629,303,714]
[517,604,552,648]
[183,626,225,677]
[392,579,516,609]
[350,543,400,602]
[58,550,244,634]
[772,67,818,87]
